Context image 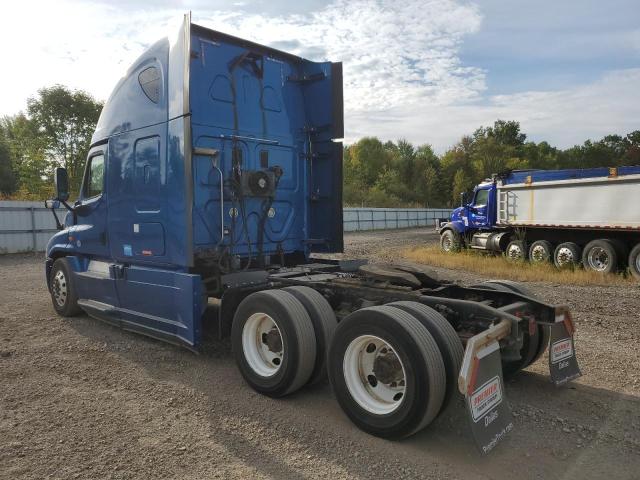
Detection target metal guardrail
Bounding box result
[0,202,452,254]
[0,202,66,253]
[343,208,451,232]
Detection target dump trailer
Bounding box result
[44,15,580,454]
[438,167,640,276]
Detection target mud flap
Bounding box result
[548,318,582,386]
[464,341,514,454]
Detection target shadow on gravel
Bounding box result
[64,311,640,479]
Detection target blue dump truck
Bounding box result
[438,167,640,277]
[44,15,581,453]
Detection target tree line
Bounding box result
[1,86,638,206]
[345,121,640,207]
[0,85,102,199]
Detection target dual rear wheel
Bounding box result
[231,287,337,397]
[232,289,463,439]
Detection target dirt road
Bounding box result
[1,228,639,479]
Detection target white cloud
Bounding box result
[351,68,640,151]
[0,0,637,153]
[197,0,485,112]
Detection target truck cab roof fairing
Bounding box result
[91,14,192,144]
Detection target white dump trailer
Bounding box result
[497,171,640,229]
[438,166,640,277]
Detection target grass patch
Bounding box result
[402,245,636,286]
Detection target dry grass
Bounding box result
[402,245,636,286]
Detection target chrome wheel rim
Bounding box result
[556,247,575,267]
[52,270,68,307]
[441,235,452,252]
[507,244,524,260]
[242,313,284,377]
[343,335,407,415]
[587,247,610,271]
[531,245,547,262]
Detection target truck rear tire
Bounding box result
[554,242,581,269]
[505,240,527,262]
[629,243,640,279]
[231,289,317,397]
[49,258,82,317]
[387,302,463,417]
[582,239,618,273]
[328,305,446,439]
[529,240,553,264]
[282,286,337,385]
[440,229,461,253]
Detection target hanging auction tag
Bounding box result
[548,321,581,386]
[465,341,514,454]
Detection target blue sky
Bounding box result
[0,0,637,151]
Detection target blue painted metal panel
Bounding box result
[188,26,343,259]
[504,166,640,185]
[114,266,204,346]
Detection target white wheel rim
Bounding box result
[531,245,547,262]
[442,235,452,252]
[507,244,523,260]
[556,247,574,266]
[587,247,610,271]
[242,313,284,377]
[343,335,407,415]
[53,270,68,307]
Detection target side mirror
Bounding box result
[54,167,70,202]
[44,199,60,210]
[460,192,467,207]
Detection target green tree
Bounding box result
[348,137,393,186]
[451,168,474,206]
[1,114,50,198]
[27,85,102,194]
[0,134,17,196]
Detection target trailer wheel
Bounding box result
[629,243,640,280]
[529,240,553,264]
[582,239,618,273]
[440,229,461,253]
[282,286,337,385]
[387,302,463,416]
[231,289,316,397]
[505,240,527,262]
[328,306,446,439]
[49,258,82,317]
[554,242,581,269]
[471,281,546,375]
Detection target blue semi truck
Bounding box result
[44,15,581,453]
[438,167,640,276]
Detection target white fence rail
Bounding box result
[0,202,451,254]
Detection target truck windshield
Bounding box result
[474,189,489,206]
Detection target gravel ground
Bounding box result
[1,228,639,479]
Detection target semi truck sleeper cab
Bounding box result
[45,14,581,453]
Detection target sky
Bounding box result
[0,0,638,152]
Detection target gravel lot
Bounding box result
[1,228,639,479]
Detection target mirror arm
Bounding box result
[51,209,63,230]
[59,199,77,225]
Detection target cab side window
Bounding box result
[84,153,105,198]
[474,189,489,207]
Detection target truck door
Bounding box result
[69,146,119,308]
[468,187,490,228]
